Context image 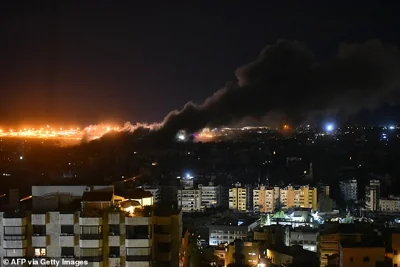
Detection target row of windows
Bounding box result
[3,225,151,239]
[4,247,155,258]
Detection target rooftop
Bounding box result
[340,238,385,248]
[212,217,258,227]
[116,188,153,199]
[267,245,317,258]
[82,191,113,202]
[320,222,373,235]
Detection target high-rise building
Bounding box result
[229,183,250,212]
[252,185,318,213]
[0,185,182,267]
[198,183,222,208]
[177,189,202,212]
[316,181,330,197]
[280,185,317,210]
[253,186,276,213]
[339,179,358,201]
[365,180,380,211]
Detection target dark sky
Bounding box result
[1,1,400,126]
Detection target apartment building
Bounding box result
[339,240,387,267]
[318,223,374,267]
[252,184,319,213]
[198,183,222,208]
[225,239,262,267]
[177,189,202,212]
[229,183,251,212]
[365,180,381,211]
[289,227,318,252]
[280,185,317,210]
[339,179,358,202]
[208,218,259,246]
[0,185,182,267]
[253,186,276,213]
[379,196,400,212]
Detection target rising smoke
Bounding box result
[156,39,400,138]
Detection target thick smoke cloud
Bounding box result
[159,40,400,137]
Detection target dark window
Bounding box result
[4,226,26,240]
[32,225,46,236]
[350,257,353,262]
[109,225,120,235]
[154,225,169,234]
[394,250,398,255]
[363,256,370,262]
[394,264,397,267]
[61,247,74,257]
[61,225,74,236]
[109,247,120,257]
[157,243,171,253]
[126,225,149,239]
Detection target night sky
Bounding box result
[1,1,400,127]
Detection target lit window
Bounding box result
[34,248,46,257]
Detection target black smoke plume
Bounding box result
[157,39,400,138]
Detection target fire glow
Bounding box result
[0,122,159,144]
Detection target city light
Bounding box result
[389,125,395,130]
[325,123,335,132]
[176,130,187,142]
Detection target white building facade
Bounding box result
[198,184,221,208]
[177,189,202,212]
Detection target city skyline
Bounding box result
[1,2,400,127]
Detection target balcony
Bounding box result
[108,212,121,224]
[80,239,103,248]
[3,239,28,248]
[60,213,75,224]
[3,216,27,226]
[108,236,120,246]
[125,238,152,247]
[32,235,47,247]
[125,216,151,225]
[109,258,121,267]
[59,235,75,247]
[79,213,102,225]
[31,213,46,224]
